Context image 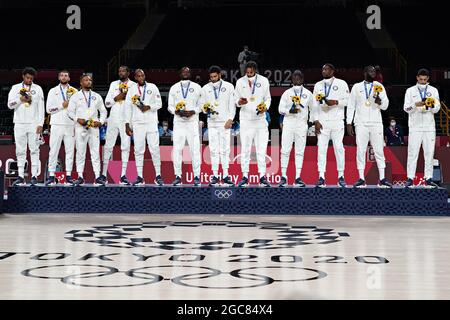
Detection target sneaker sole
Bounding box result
[316,184,326,188]
[237,184,248,188]
[294,184,306,188]
[133,182,145,186]
[354,185,367,188]
[119,181,130,185]
[377,184,392,189]
[154,180,164,186]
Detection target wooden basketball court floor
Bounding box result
[1,213,449,300]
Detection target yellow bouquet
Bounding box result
[176,101,186,111]
[66,87,77,100]
[119,83,128,93]
[19,88,31,107]
[203,102,218,116]
[256,102,267,115]
[373,85,383,94]
[315,93,326,104]
[85,119,95,129]
[291,96,301,105]
[425,97,435,110]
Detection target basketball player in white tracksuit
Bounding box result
[68,74,107,186]
[7,67,45,186]
[102,66,136,185]
[168,67,202,186]
[235,61,272,188]
[278,70,314,188]
[347,66,392,188]
[199,66,236,187]
[124,69,164,186]
[312,63,350,188]
[45,70,76,185]
[403,68,441,188]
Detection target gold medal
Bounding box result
[365,100,371,107]
[214,101,219,106]
[249,96,256,102]
[24,103,30,108]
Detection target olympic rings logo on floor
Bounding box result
[214,190,233,199]
[21,264,327,289]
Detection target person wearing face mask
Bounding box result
[384,117,404,146]
[278,70,314,188]
[199,65,236,187]
[159,120,173,137]
[45,70,77,186]
[8,67,45,186]
[347,65,392,188]
[403,68,441,188]
[312,63,350,188]
[168,67,203,187]
[235,61,272,188]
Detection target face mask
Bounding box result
[163,126,168,131]
[390,121,396,127]
[418,83,428,89]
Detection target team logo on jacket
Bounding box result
[426,92,432,97]
[332,86,338,91]
[147,90,152,95]
[221,87,226,92]
[256,83,261,88]
[189,88,194,93]
[31,90,36,95]
[92,96,97,100]
[302,94,307,99]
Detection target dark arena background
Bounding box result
[1,0,450,311]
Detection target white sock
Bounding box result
[359,170,365,180]
[121,162,127,177]
[78,172,83,178]
[223,168,229,178]
[18,167,24,178]
[137,166,143,178]
[66,172,71,177]
[243,172,248,179]
[338,170,344,178]
[102,162,108,176]
[282,168,287,178]
[213,170,219,177]
[319,171,325,179]
[379,169,385,180]
[296,168,302,179]
[154,166,161,177]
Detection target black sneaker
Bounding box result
[12,176,26,187]
[259,176,271,188]
[74,177,85,186]
[154,175,164,186]
[45,176,57,186]
[294,177,306,188]
[338,176,347,188]
[65,175,74,185]
[279,176,287,188]
[237,176,249,188]
[30,176,38,186]
[404,178,414,188]
[172,176,182,186]
[98,174,108,185]
[353,178,367,188]
[222,176,235,187]
[378,178,393,188]
[120,175,130,186]
[133,176,145,186]
[94,176,106,186]
[316,177,326,188]
[193,176,201,187]
[209,176,220,187]
[424,178,439,189]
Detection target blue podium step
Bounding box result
[4,185,448,216]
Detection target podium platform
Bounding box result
[4,184,449,216]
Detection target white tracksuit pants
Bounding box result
[172,121,201,177]
[281,123,308,178]
[240,123,269,177]
[75,126,101,178]
[103,122,130,175]
[208,126,231,174]
[133,123,161,178]
[355,124,386,172]
[407,130,436,180]
[317,121,345,175]
[48,124,75,175]
[14,124,40,178]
